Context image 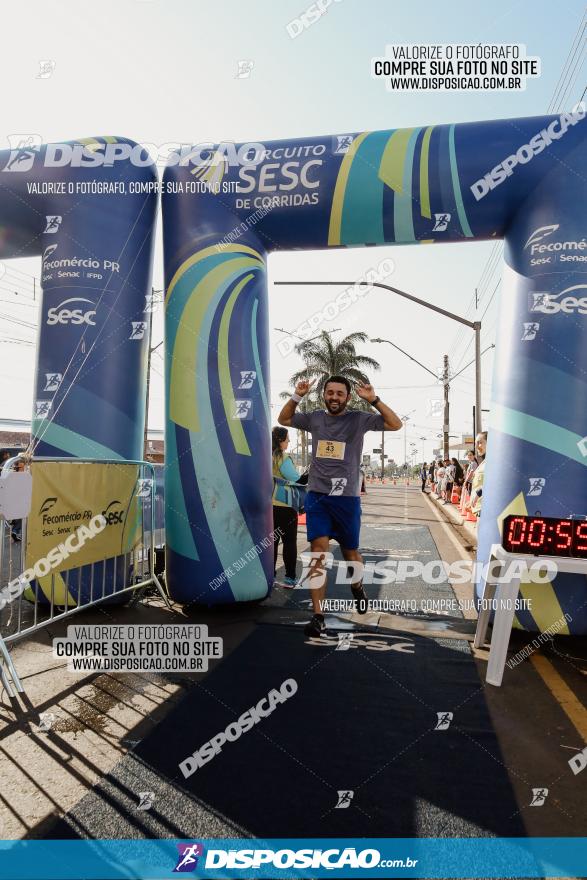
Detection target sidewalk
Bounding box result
[426,488,478,545]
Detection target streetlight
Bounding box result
[275,279,484,434]
[420,436,427,461]
[371,337,493,460]
[400,410,415,471]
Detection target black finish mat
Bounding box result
[45,622,525,840]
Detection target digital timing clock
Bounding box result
[502,515,587,558]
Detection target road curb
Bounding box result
[425,491,478,546]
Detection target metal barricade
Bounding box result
[0,456,169,697]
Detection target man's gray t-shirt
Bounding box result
[291,409,385,497]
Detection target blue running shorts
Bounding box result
[305,491,362,549]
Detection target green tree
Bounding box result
[281,331,382,465]
[290,330,380,407]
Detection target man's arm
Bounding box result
[355,382,402,430]
[277,378,315,427]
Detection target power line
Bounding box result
[548,13,586,111]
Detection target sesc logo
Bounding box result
[101,500,124,526]
[529,284,587,315]
[47,297,96,326]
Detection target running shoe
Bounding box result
[282,576,298,589]
[304,613,326,638]
[351,584,369,614]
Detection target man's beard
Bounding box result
[325,399,347,414]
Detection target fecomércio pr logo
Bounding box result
[173,842,204,872]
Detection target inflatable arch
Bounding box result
[163,111,587,633]
[0,137,157,601]
[0,137,157,459]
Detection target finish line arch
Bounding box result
[0,137,157,604]
[163,110,587,632]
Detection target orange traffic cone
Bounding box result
[465,508,476,523]
[298,513,306,525]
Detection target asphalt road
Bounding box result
[1,484,586,863]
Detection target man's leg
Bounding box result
[341,547,367,613]
[282,506,299,581]
[306,536,330,615]
[272,506,284,578]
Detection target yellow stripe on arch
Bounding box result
[169,255,262,432]
[165,243,263,304]
[328,132,371,246]
[218,273,256,456]
[419,126,433,219]
[378,128,417,195]
[497,492,569,634]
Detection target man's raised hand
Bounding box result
[295,378,316,397]
[355,381,376,403]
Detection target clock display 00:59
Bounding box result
[502,515,587,557]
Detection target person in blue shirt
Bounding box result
[272,426,300,587]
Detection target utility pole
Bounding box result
[278,280,487,446]
[401,415,411,472]
[380,430,385,480]
[474,321,482,434]
[443,354,450,460]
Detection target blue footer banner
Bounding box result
[0,838,586,879]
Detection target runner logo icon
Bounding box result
[435,712,453,730]
[44,372,63,391]
[433,212,451,231]
[527,477,545,496]
[335,790,354,808]
[129,321,147,340]
[173,843,204,873]
[2,135,41,172]
[44,215,62,233]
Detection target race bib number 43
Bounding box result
[316,440,346,460]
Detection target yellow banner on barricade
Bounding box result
[25,461,142,574]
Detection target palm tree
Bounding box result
[282,331,382,465]
[291,330,381,404]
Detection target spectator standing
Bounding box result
[435,459,446,496]
[272,426,300,587]
[420,462,428,492]
[463,450,478,497]
[468,432,488,520]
